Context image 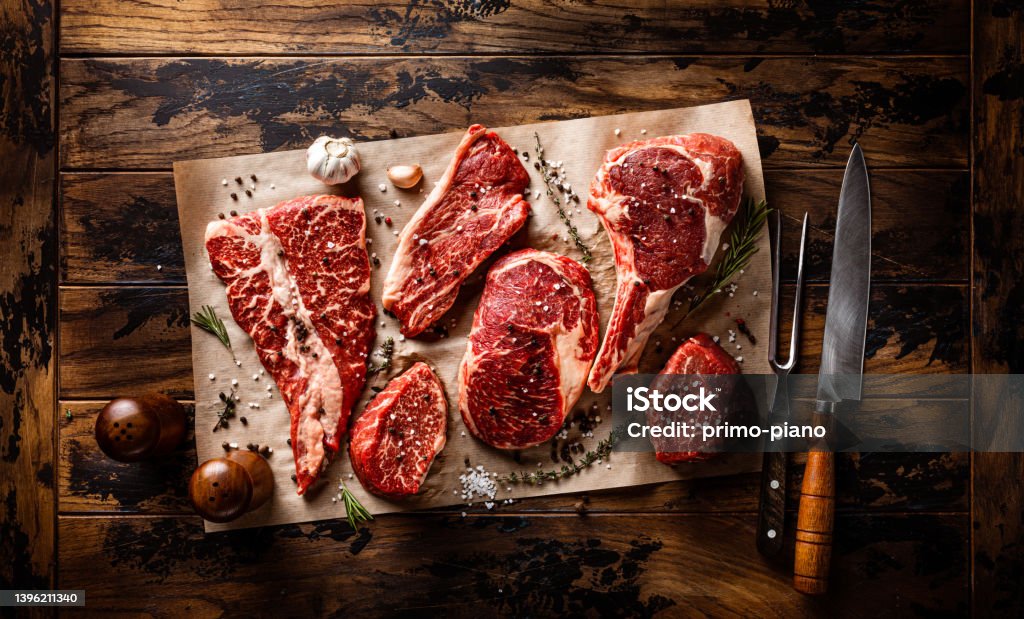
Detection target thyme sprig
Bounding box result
[499,425,623,485]
[533,133,592,264]
[191,305,232,352]
[340,481,373,530]
[687,198,771,316]
[367,336,395,376]
[212,389,237,432]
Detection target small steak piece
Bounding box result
[349,362,447,497]
[459,249,599,450]
[205,195,374,495]
[382,124,531,337]
[649,333,740,464]
[586,134,744,392]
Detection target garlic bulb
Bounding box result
[306,136,360,185]
[387,164,423,189]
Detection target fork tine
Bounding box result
[780,213,810,371]
[768,209,782,366]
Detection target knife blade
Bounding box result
[793,143,871,595]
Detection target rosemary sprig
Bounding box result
[533,133,593,264]
[212,389,237,432]
[366,336,395,376]
[687,198,771,315]
[499,425,623,485]
[340,481,373,530]
[191,305,232,352]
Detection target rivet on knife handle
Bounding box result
[756,450,787,556]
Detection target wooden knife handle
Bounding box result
[756,450,788,556]
[793,449,835,594]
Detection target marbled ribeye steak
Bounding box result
[459,249,599,450]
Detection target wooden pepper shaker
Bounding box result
[95,393,187,462]
[189,450,274,523]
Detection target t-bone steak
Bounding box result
[348,362,447,497]
[459,249,599,450]
[382,124,530,337]
[649,333,740,463]
[586,134,744,392]
[205,195,375,495]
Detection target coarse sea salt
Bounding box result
[459,465,497,503]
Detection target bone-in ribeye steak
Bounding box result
[586,134,744,392]
[382,124,530,337]
[649,333,740,463]
[349,362,447,497]
[459,249,599,450]
[205,195,375,495]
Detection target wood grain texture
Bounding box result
[57,513,968,617]
[0,0,56,595]
[59,0,971,56]
[58,397,969,516]
[59,170,970,285]
[794,450,835,594]
[971,1,1024,616]
[58,56,969,170]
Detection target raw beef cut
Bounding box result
[349,362,447,497]
[459,249,599,450]
[205,195,375,495]
[649,333,740,463]
[382,124,531,337]
[586,134,744,393]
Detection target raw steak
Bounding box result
[649,333,740,463]
[349,362,447,497]
[459,249,599,450]
[586,134,744,392]
[205,195,375,495]
[382,124,531,337]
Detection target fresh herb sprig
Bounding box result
[533,133,593,264]
[191,305,232,352]
[500,425,623,485]
[340,481,373,530]
[212,389,237,432]
[367,336,395,376]
[686,198,771,316]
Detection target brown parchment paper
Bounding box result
[174,99,771,532]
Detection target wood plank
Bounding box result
[59,401,968,515]
[0,0,56,594]
[58,513,968,617]
[59,287,192,399]
[58,57,969,170]
[59,170,970,285]
[58,283,968,400]
[972,1,1024,615]
[59,0,970,56]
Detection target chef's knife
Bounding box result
[793,143,871,595]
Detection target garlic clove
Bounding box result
[387,164,423,189]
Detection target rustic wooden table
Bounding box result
[2,1,1022,616]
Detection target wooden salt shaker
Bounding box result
[189,450,274,523]
[95,393,187,462]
